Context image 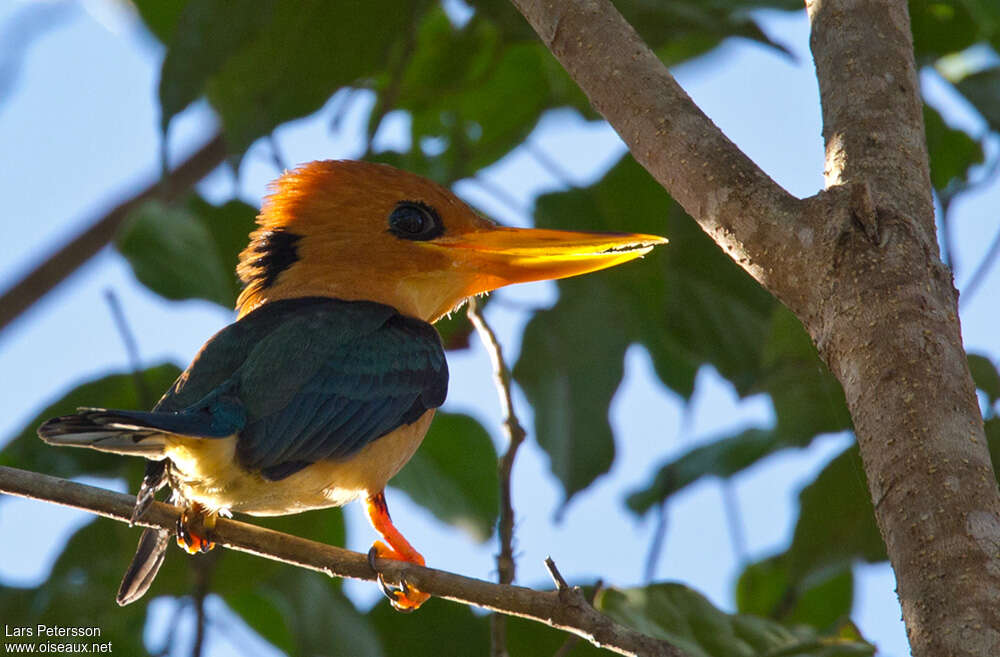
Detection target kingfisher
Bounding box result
[37,160,666,611]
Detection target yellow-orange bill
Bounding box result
[429,226,667,292]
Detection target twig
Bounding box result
[467,176,533,219]
[361,8,419,160]
[467,297,529,657]
[207,613,271,657]
[941,144,1000,289]
[268,134,288,173]
[0,466,685,657]
[0,132,226,335]
[960,223,1000,307]
[544,556,571,593]
[190,550,218,657]
[525,142,578,189]
[103,290,152,409]
[644,498,670,583]
[720,481,747,567]
[151,598,190,657]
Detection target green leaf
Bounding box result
[909,0,980,62]
[597,583,874,657]
[0,516,192,656]
[985,417,1000,473]
[969,353,1000,405]
[627,306,851,515]
[130,0,188,44]
[514,156,774,503]
[627,429,782,514]
[737,557,854,632]
[116,197,256,308]
[924,104,984,190]
[786,567,854,632]
[735,555,791,619]
[370,596,486,657]
[514,278,630,504]
[391,412,499,541]
[216,508,349,654]
[213,507,347,601]
[382,0,800,183]
[205,0,415,156]
[955,66,1000,132]
[617,0,795,63]
[761,306,852,442]
[225,588,296,655]
[268,571,382,657]
[787,446,886,582]
[0,364,182,479]
[382,6,592,182]
[158,0,278,132]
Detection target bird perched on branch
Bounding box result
[38,160,666,611]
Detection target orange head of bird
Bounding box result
[236,160,667,322]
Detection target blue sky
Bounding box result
[1,3,998,656]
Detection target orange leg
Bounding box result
[175,502,217,555]
[364,490,429,611]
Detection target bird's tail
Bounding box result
[37,408,172,457]
[117,527,170,606]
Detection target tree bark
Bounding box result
[509,1,1000,655]
[806,2,1000,654]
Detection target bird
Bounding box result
[37,160,666,611]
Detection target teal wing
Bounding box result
[132,297,447,480]
[153,298,344,413]
[232,302,448,479]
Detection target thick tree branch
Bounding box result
[0,132,226,334]
[0,465,685,657]
[509,2,1000,656]
[805,3,1000,655]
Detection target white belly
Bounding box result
[163,410,435,516]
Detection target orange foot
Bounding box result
[365,491,430,612]
[175,503,217,555]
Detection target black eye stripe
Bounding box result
[388,201,444,241]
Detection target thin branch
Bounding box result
[961,224,1000,307]
[467,176,533,218]
[643,498,669,583]
[103,290,152,409]
[0,465,686,657]
[525,141,578,189]
[360,3,421,159]
[720,481,747,567]
[939,150,1000,278]
[190,550,218,657]
[544,556,572,592]
[268,134,289,173]
[151,598,190,657]
[0,132,226,335]
[467,297,529,657]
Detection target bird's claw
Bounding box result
[175,506,216,555]
[367,544,428,612]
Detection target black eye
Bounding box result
[388,201,444,241]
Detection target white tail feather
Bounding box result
[40,430,166,457]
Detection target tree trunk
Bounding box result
[509,1,1000,655]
